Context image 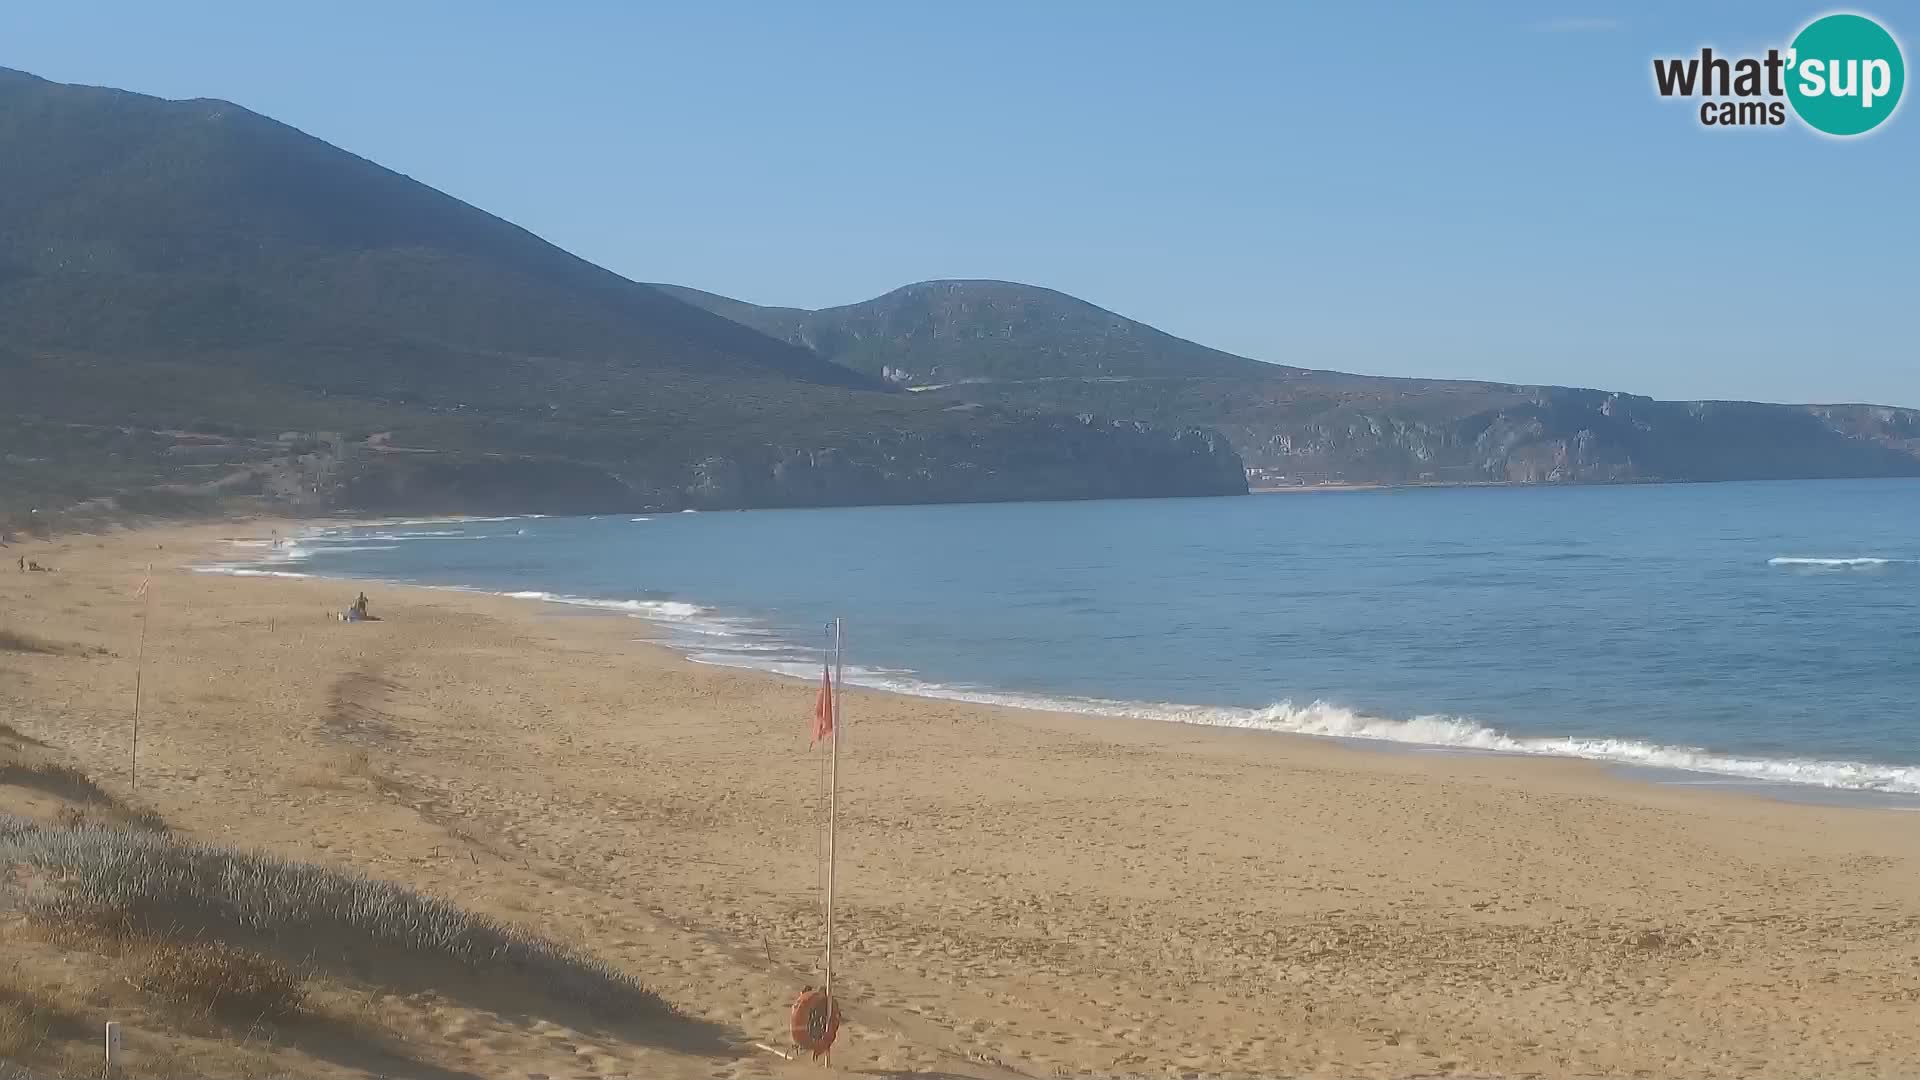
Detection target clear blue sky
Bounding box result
[3,3,1914,405]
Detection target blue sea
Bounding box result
[211,479,1920,799]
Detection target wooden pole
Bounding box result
[131,565,152,792]
[824,616,842,1067]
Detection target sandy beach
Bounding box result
[4,521,1919,1079]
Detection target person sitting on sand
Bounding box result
[350,592,369,619]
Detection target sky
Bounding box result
[2,2,1914,406]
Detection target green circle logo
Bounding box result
[1786,13,1905,136]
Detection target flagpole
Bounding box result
[132,564,152,792]
[824,616,841,1068]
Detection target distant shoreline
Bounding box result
[1248,480,1518,493]
[1248,482,1389,493]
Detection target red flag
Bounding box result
[812,658,834,744]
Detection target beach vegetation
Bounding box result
[0,630,68,655]
[0,747,166,832]
[0,815,673,1022]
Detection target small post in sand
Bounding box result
[131,564,152,791]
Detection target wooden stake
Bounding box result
[131,565,152,792]
[824,616,842,1067]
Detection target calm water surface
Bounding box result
[219,479,1920,796]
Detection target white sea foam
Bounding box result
[502,591,719,622]
[192,566,314,579]
[198,533,1920,798]
[629,517,654,523]
[678,652,1920,796]
[236,539,403,564]
[1769,556,1903,569]
[342,515,544,528]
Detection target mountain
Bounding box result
[663,281,1920,487]
[654,280,1289,384]
[0,67,1245,526]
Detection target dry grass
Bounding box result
[131,938,307,1022]
[0,978,85,1069]
[0,722,47,747]
[53,803,169,835]
[0,989,49,1063]
[23,913,306,1026]
[1,960,290,1080]
[0,761,113,805]
[0,629,65,655]
[0,629,110,660]
[0,745,167,833]
[0,815,671,1022]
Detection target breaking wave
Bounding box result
[197,529,1920,798]
[681,653,1920,795]
[1769,556,1904,569]
[192,567,313,579]
[503,590,708,620]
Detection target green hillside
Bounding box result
[655,280,1290,384]
[0,67,1247,527]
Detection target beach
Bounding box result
[4,522,1919,1079]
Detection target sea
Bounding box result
[207,478,1920,803]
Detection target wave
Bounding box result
[1769,556,1903,569]
[502,590,707,619]
[217,534,415,566]
[334,515,544,528]
[198,532,1920,798]
[680,654,1920,796]
[299,532,510,545]
[193,566,314,579]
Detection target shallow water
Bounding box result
[215,478,1920,797]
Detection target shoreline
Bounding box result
[217,516,1920,811]
[6,519,1920,1077]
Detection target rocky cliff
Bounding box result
[663,280,1920,488]
[1217,390,1920,485]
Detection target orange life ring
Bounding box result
[790,986,842,1057]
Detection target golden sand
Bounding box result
[3,522,1917,1078]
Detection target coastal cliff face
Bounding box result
[337,418,1247,515]
[1220,390,1920,485]
[665,281,1920,489]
